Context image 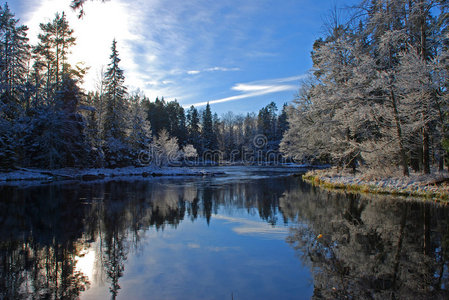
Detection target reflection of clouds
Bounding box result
[214,215,288,240]
[187,243,239,252]
[206,246,240,252]
[187,243,200,249]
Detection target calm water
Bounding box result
[1,167,449,299]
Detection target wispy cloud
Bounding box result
[21,0,310,112]
[214,215,289,240]
[206,66,240,72]
[186,66,240,75]
[186,74,306,107]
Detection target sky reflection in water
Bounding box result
[2,167,449,299]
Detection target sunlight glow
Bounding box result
[75,249,96,280]
[23,0,142,91]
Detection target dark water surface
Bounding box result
[1,167,449,299]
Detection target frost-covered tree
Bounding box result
[151,129,181,166]
[128,92,152,162]
[282,0,449,175]
[182,144,198,160]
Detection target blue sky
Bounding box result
[9,0,358,114]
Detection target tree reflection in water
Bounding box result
[281,188,449,299]
[0,175,449,299]
[0,177,290,299]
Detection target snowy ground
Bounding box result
[0,166,217,183]
[305,168,449,197]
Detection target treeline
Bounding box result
[0,4,288,170]
[281,0,449,175]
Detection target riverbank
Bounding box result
[0,166,219,183]
[303,168,449,202]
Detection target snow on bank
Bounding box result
[0,166,218,183]
[304,168,449,199]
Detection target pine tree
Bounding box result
[0,3,30,169]
[102,39,129,166]
[0,3,30,114]
[146,97,169,136]
[166,100,187,145]
[32,12,78,104]
[22,75,89,168]
[201,103,217,153]
[186,105,200,151]
[277,103,289,141]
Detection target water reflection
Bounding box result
[0,173,448,299]
[281,189,449,299]
[0,176,296,299]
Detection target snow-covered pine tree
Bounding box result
[102,39,130,167]
[19,12,91,169]
[0,3,30,169]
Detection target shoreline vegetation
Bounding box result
[303,169,449,202]
[0,163,312,184]
[0,166,220,183]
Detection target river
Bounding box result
[1,166,448,299]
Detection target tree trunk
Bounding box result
[419,0,431,174]
[423,122,431,174]
[390,89,409,176]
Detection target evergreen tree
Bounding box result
[166,100,187,145]
[0,3,30,169]
[102,39,129,167]
[146,97,169,137]
[186,105,201,151]
[0,3,30,114]
[257,102,278,143]
[32,12,78,104]
[23,76,88,168]
[277,103,289,140]
[201,103,217,152]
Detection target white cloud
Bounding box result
[213,215,288,240]
[205,66,240,72]
[20,0,303,109]
[187,66,240,75]
[232,84,273,92]
[186,74,306,107]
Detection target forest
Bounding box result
[0,3,289,170]
[4,0,449,176]
[281,0,449,176]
